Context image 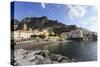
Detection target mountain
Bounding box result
[15,16,77,35]
[16,16,66,30]
[11,19,20,25]
[12,16,97,41]
[11,19,20,31]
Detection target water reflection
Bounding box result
[38,41,97,61]
[15,40,97,61]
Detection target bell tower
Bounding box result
[23,23,27,31]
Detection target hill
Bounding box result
[15,16,77,35]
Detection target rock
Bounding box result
[14,49,27,60]
[50,54,69,62]
[13,49,77,65]
[60,59,68,63]
[23,54,36,62]
[63,56,69,60]
[14,55,24,61]
[55,55,63,61]
[50,54,58,61]
[34,50,41,55]
[40,50,50,57]
[42,50,49,54]
[15,49,27,54]
[43,58,52,64]
[35,55,44,64]
[59,56,69,62]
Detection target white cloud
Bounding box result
[89,17,97,23]
[82,16,97,32]
[85,17,97,25]
[68,5,87,20]
[41,3,46,8]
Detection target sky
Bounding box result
[11,1,97,32]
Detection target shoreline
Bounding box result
[14,40,97,50]
[16,40,72,45]
[14,40,71,50]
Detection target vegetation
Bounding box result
[12,16,77,35]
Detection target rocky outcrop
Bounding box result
[12,49,78,66]
[14,16,78,36]
[15,16,66,31]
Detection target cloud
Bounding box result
[82,16,97,32]
[89,17,97,23]
[68,5,87,20]
[84,17,97,25]
[41,3,46,8]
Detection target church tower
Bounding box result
[23,23,28,31]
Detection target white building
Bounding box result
[12,23,56,41]
[13,31,33,41]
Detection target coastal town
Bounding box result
[11,16,97,44]
[10,1,98,66]
[11,16,97,66]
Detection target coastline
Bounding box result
[14,40,71,50]
[16,40,71,44]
